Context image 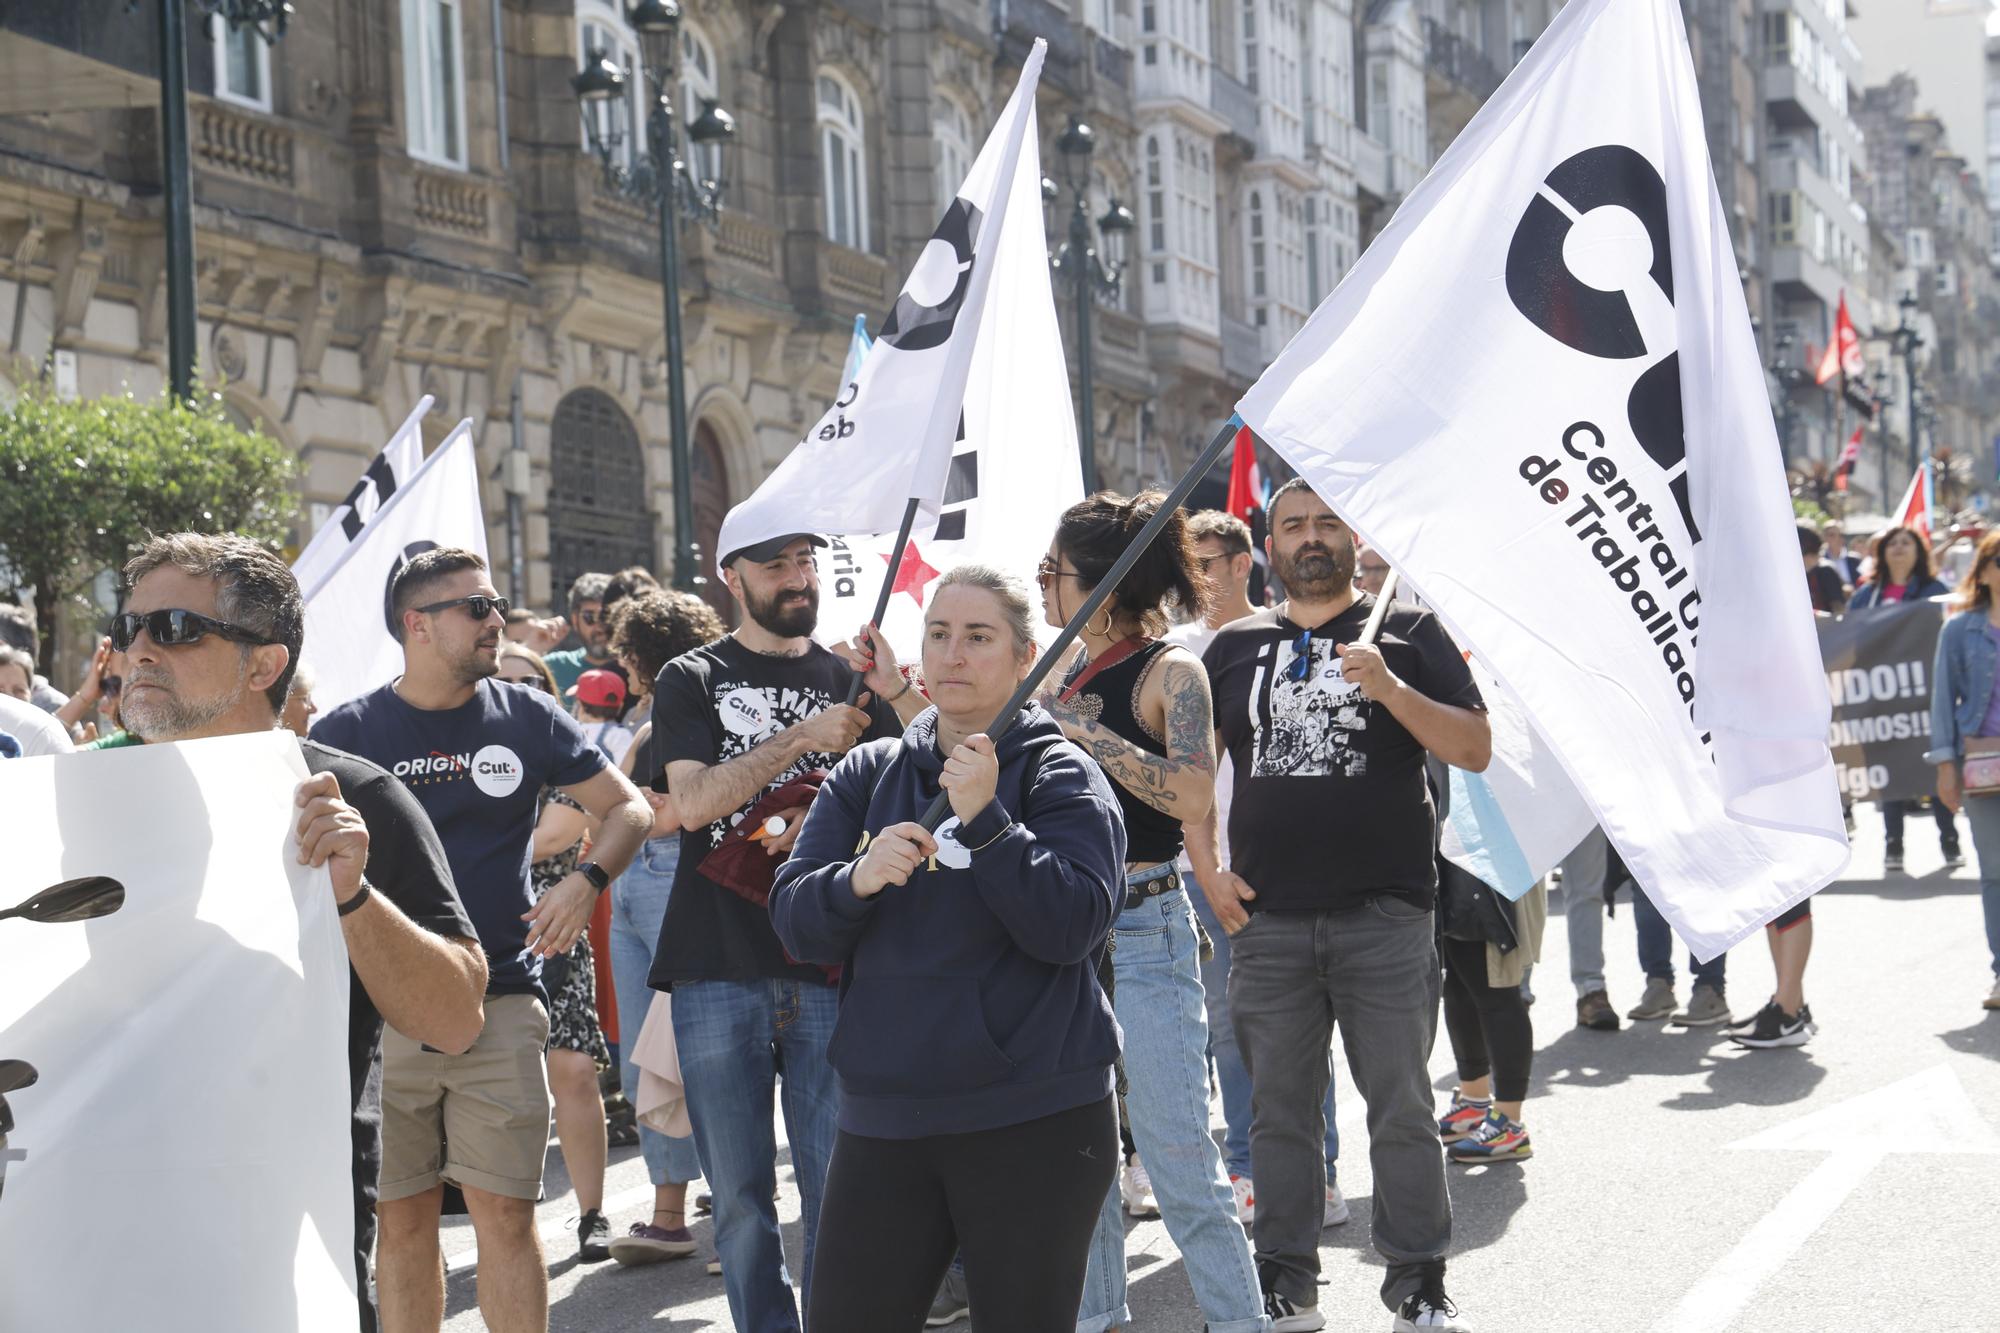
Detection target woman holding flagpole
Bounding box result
[1036,491,1272,1333]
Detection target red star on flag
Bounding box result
[883,540,941,605]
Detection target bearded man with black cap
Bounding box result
[645,531,909,1331]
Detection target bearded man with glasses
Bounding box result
[110,533,488,1332]
[1185,481,1491,1333]
[313,546,654,1333]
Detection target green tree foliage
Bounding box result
[0,386,298,668]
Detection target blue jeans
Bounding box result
[1631,880,1726,994]
[608,838,703,1187]
[1079,889,1269,1333]
[672,977,840,1333]
[1962,794,2000,977]
[1192,880,1337,1180]
[1883,798,1959,854]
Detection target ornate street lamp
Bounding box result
[1768,334,1805,466]
[573,1,735,591]
[1892,291,1926,486]
[1049,115,1131,493]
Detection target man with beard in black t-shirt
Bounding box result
[1185,481,1490,1333]
[649,532,914,1332]
[112,533,486,1333]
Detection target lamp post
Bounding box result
[156,2,294,401]
[1769,334,1805,465]
[1892,290,1925,487]
[1049,116,1133,494]
[1872,367,1894,507]
[572,0,734,592]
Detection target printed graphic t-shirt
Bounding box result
[650,636,899,987]
[1201,593,1483,913]
[312,677,607,992]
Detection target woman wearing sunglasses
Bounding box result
[1034,492,1271,1333]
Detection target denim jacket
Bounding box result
[1926,609,2000,765]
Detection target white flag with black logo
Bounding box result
[291,397,433,597]
[712,40,1049,578]
[299,421,489,715]
[1236,0,1847,958]
[813,71,1082,658]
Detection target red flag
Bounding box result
[1225,424,1264,523]
[1813,293,1862,387]
[1893,461,1931,533]
[1834,426,1862,474]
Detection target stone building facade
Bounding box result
[0,0,1562,656]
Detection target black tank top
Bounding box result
[1065,639,1185,865]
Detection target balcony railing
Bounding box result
[1211,69,1258,145]
[1093,34,1131,91]
[1422,18,1501,100]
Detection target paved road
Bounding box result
[438,810,1998,1332]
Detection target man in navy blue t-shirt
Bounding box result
[314,548,652,1333]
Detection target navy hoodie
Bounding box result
[769,702,1126,1139]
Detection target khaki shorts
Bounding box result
[378,993,551,1203]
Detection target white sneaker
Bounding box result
[1230,1173,1256,1224]
[1120,1158,1160,1218]
[1324,1181,1351,1227]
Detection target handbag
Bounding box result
[1962,737,2000,797]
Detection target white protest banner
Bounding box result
[292,396,434,596]
[0,732,355,1330]
[300,420,488,714]
[714,40,1049,578]
[814,80,1082,658]
[1236,0,1848,957]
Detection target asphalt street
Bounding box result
[436,809,1999,1332]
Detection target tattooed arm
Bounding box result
[1046,652,1215,822]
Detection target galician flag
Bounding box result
[842,314,872,385]
[813,46,1081,656]
[1235,0,1848,958]
[714,41,1050,579]
[298,420,488,714]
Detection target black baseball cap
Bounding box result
[722,533,828,567]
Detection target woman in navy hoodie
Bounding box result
[770,564,1128,1332]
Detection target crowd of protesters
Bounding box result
[4,480,1998,1333]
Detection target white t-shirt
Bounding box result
[1166,619,1233,866]
[584,718,634,768]
[0,693,76,758]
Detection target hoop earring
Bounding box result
[1086,606,1114,638]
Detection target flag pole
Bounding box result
[918,414,1244,831]
[843,496,923,706]
[1358,570,1398,646]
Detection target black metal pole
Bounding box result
[843,496,922,706]
[1072,194,1098,494]
[917,415,1242,832]
[158,0,197,400]
[654,94,698,593]
[1904,341,1920,484]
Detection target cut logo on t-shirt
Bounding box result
[470,744,525,798]
[705,682,839,847]
[1256,636,1369,779]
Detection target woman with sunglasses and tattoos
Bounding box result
[1035,492,1271,1333]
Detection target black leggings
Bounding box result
[1439,935,1534,1103]
[807,1094,1118,1332]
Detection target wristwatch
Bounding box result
[577,861,611,893]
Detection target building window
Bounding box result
[934,92,974,211]
[578,5,643,169]
[1242,1,1259,93]
[1249,190,1266,298]
[213,19,271,111]
[681,22,721,185]
[819,72,869,250]
[403,0,468,168]
[1146,135,1166,252]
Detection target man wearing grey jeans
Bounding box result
[1190,480,1491,1333]
[1560,828,1621,1030]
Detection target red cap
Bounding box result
[567,668,627,709]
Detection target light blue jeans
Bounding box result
[1078,887,1270,1333]
[1192,880,1338,1181]
[607,836,703,1187]
[673,977,840,1333]
[1961,794,2000,977]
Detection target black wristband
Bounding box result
[578,861,611,892]
[337,881,373,918]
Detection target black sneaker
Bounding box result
[577,1209,612,1263]
[1723,999,1771,1036]
[1884,848,1905,873]
[1731,1002,1816,1049]
[1394,1267,1470,1331]
[1944,845,1966,869]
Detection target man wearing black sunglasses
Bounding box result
[313,546,654,1333]
[544,572,617,698]
[1188,480,1491,1333]
[117,532,488,1333]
